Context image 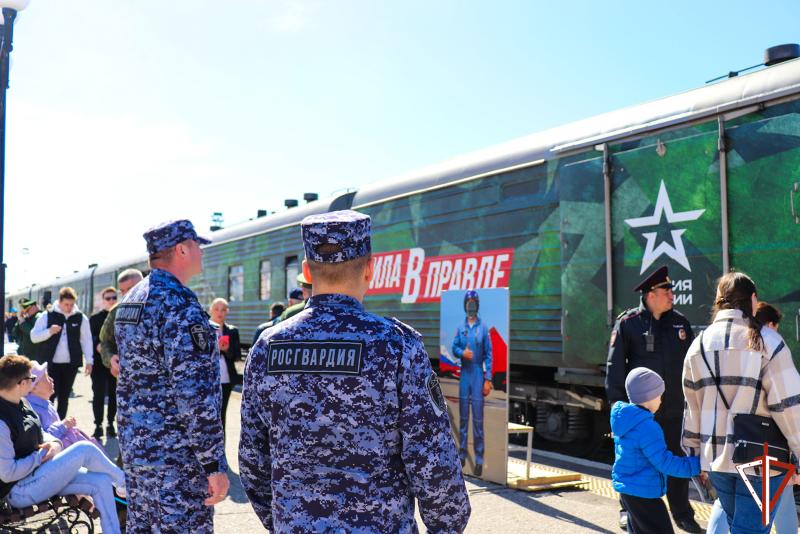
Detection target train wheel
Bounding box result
[531,404,609,460]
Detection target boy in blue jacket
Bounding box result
[611,367,701,534]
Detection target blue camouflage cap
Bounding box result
[301,210,371,263]
[143,219,211,254]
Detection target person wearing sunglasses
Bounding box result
[89,287,119,440]
[29,287,94,420]
[0,355,125,534]
[99,269,144,380]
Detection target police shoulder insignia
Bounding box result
[678,328,687,341]
[189,324,210,351]
[616,308,639,323]
[115,303,144,325]
[427,373,446,417]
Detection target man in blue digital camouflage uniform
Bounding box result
[239,210,471,533]
[115,220,229,534]
[451,290,492,476]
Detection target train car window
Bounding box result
[42,290,52,307]
[228,265,244,302]
[259,260,272,301]
[285,257,298,300]
[500,165,547,200]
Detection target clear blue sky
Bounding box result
[5,0,800,292]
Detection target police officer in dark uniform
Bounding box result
[239,210,470,533]
[115,220,229,534]
[605,265,699,533]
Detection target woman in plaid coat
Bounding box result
[682,272,800,534]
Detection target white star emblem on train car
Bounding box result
[624,180,705,274]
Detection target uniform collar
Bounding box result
[307,293,364,311]
[151,268,185,288]
[638,299,673,321]
[463,316,482,328]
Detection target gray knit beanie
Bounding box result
[625,367,665,404]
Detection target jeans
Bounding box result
[7,441,125,534]
[221,382,232,438]
[458,364,485,465]
[706,483,797,534]
[49,363,79,419]
[91,361,117,427]
[619,492,674,534]
[709,471,783,534]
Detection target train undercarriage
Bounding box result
[508,368,611,460]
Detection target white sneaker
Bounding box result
[619,512,628,531]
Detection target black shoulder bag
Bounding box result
[697,331,790,464]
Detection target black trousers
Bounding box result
[620,414,693,521]
[91,361,117,427]
[49,363,78,420]
[620,493,674,534]
[221,383,232,437]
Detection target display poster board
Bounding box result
[439,288,509,485]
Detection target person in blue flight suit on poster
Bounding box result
[451,290,492,477]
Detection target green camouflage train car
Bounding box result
[11,56,800,452]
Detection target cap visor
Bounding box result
[196,235,212,245]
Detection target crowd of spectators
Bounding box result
[10,264,799,533]
[610,270,800,534]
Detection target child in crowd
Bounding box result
[611,368,701,534]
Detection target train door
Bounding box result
[559,153,609,367]
[285,256,299,300]
[724,99,800,357]
[609,123,723,327]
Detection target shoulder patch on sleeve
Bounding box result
[189,324,211,351]
[386,316,423,340]
[426,373,446,417]
[616,308,640,322]
[115,303,144,325]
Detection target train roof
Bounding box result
[8,193,356,295]
[351,58,800,209]
[197,191,355,247]
[10,58,800,296]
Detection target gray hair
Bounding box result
[118,269,144,285]
[210,297,229,309]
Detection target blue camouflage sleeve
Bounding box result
[399,329,471,533]
[238,342,274,531]
[161,302,227,474]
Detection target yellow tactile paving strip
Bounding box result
[511,459,783,532]
[508,458,714,521]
